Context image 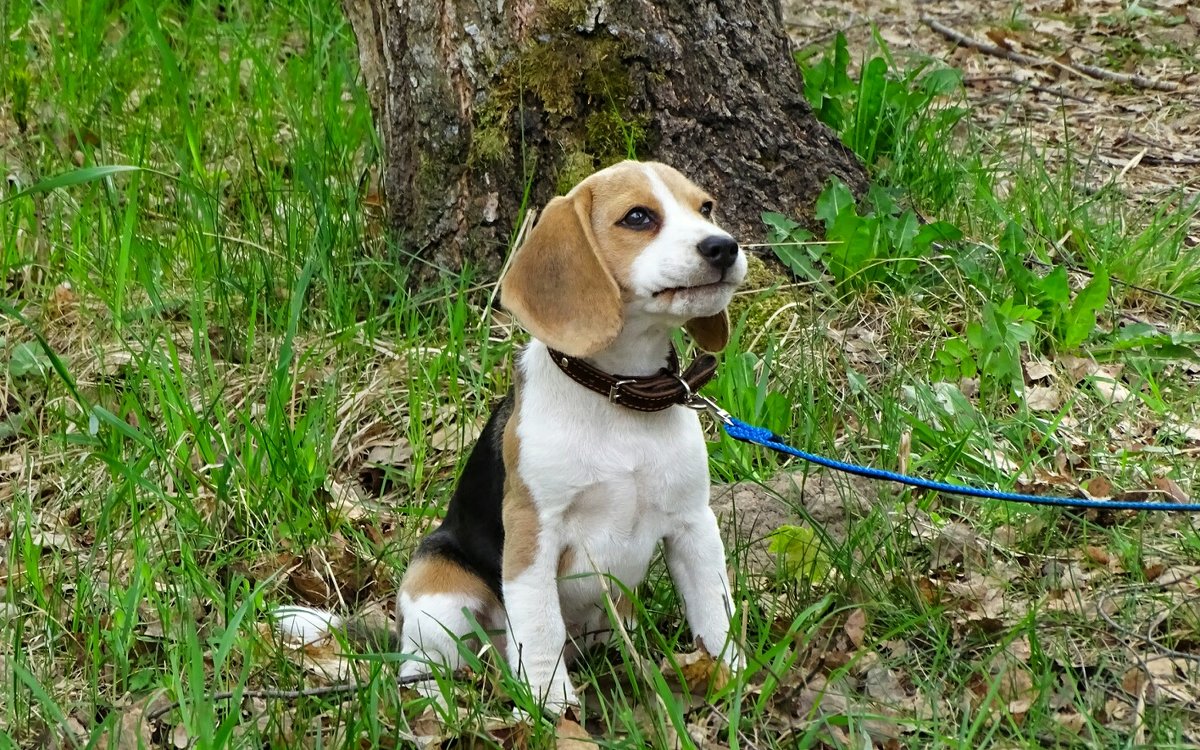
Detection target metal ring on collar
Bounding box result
[669,371,693,402]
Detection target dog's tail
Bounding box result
[271,605,404,653]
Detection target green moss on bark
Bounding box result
[471,5,647,190]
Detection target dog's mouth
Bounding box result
[652,280,734,297]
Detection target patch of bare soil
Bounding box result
[783,0,1200,205]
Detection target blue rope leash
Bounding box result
[691,397,1200,512]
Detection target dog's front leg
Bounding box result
[502,521,577,712]
[664,505,743,668]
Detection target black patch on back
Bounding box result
[413,392,512,600]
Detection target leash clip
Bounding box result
[685,393,733,426]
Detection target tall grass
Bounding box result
[1,3,1198,748]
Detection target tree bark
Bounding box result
[343,0,866,276]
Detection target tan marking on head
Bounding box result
[399,555,499,607]
[501,393,540,580]
[582,163,664,293]
[645,162,717,222]
[502,160,736,354]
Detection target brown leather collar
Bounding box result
[546,345,719,413]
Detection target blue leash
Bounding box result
[687,396,1200,513]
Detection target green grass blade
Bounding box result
[1,165,142,205]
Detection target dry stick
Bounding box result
[920,15,1179,92]
[1095,581,1200,666]
[144,668,464,723]
[965,74,1096,104]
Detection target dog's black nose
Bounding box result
[697,236,740,270]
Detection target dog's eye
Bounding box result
[619,207,655,229]
[699,201,714,219]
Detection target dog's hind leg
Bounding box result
[396,554,501,704]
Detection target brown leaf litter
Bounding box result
[784,0,1200,207]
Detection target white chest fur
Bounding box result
[512,342,712,622]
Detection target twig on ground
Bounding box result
[144,668,467,723]
[965,74,1096,104]
[920,16,1179,92]
[1114,133,1200,166]
[1096,580,1200,666]
[791,20,872,51]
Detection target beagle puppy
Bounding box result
[276,161,747,712]
[395,160,747,712]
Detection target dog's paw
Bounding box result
[516,678,578,719]
[400,663,454,712]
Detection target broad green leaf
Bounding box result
[1063,270,1110,348]
[866,184,900,216]
[773,244,825,284]
[914,221,963,248]
[999,221,1026,257]
[920,67,963,95]
[768,525,832,584]
[814,178,855,226]
[8,341,51,379]
[890,210,920,256]
[1038,266,1070,308]
[761,211,801,240]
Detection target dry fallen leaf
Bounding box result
[1024,359,1055,382]
[662,647,732,694]
[1053,710,1086,734]
[556,716,595,749]
[365,440,413,467]
[1084,475,1114,499]
[93,696,154,748]
[323,476,373,522]
[928,521,986,570]
[1151,476,1189,504]
[171,723,190,749]
[29,530,75,551]
[844,608,868,649]
[1089,368,1133,404]
[429,416,484,452]
[1024,385,1061,412]
[985,27,1014,50]
[1083,545,1111,566]
[288,564,332,606]
[411,705,448,745]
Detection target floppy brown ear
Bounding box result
[499,189,623,357]
[686,311,730,352]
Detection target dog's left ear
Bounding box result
[499,187,624,357]
[686,311,730,352]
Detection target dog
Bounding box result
[279,160,747,712]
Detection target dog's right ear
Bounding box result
[500,188,623,357]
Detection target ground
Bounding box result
[786,0,1200,206]
[1,0,1199,748]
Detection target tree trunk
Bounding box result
[343,0,866,276]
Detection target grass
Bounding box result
[3,1,1200,748]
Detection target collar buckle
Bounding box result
[608,378,638,404]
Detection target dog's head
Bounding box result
[500,161,747,358]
